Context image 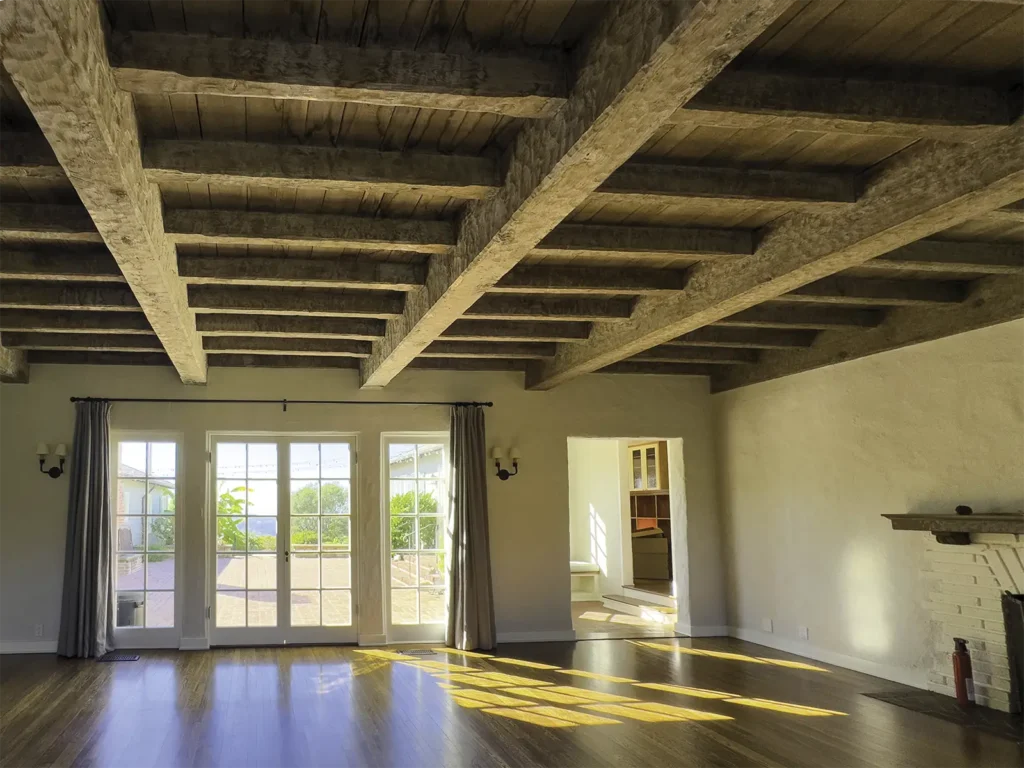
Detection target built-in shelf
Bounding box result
[882,513,1024,544]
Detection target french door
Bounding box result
[384,435,450,642]
[209,435,356,645]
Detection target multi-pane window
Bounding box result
[289,443,353,627]
[215,443,278,628]
[115,442,176,628]
[388,443,447,626]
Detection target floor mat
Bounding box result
[864,690,1022,743]
[97,652,140,662]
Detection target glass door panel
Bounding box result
[645,447,657,489]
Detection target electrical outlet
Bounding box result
[33,624,43,638]
[761,618,773,633]
[799,625,809,641]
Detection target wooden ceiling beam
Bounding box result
[0,343,28,382]
[27,350,170,366]
[536,223,752,261]
[667,326,817,350]
[0,282,141,311]
[598,361,718,376]
[783,277,967,307]
[202,337,371,357]
[466,296,632,322]
[2,0,207,382]
[493,265,687,295]
[670,70,1016,142]
[1,332,162,352]
[594,162,858,209]
[421,341,555,359]
[441,320,591,343]
[0,248,123,282]
[207,354,359,369]
[713,276,1024,392]
[0,132,65,182]
[188,286,404,318]
[164,209,454,254]
[859,240,1024,275]
[194,314,384,340]
[0,203,102,243]
[143,140,499,200]
[715,305,884,330]
[408,358,528,372]
[0,309,154,334]
[109,32,567,119]
[178,255,424,291]
[632,345,758,364]
[360,0,789,387]
[528,122,1024,389]
[977,200,1024,226]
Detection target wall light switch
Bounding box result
[799,625,810,641]
[761,618,773,633]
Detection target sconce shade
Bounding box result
[55,444,68,458]
[36,443,49,457]
[509,447,521,460]
[490,446,504,460]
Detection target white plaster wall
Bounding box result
[714,321,1024,684]
[0,365,724,649]
[567,438,626,595]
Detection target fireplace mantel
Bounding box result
[883,513,1024,544]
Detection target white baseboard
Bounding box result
[676,624,729,637]
[1,641,57,654]
[498,630,576,643]
[358,634,388,646]
[729,627,928,689]
[179,637,210,651]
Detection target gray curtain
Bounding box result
[57,400,114,658]
[446,405,496,650]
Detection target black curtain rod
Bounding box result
[70,397,492,412]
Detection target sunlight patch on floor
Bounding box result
[502,686,596,705]
[558,669,636,684]
[490,657,561,670]
[435,673,509,688]
[482,707,577,727]
[582,703,685,722]
[627,702,733,721]
[475,671,552,687]
[726,698,847,717]
[545,686,638,703]
[527,706,622,725]
[634,682,735,699]
[433,648,493,659]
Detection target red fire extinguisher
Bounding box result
[952,637,975,707]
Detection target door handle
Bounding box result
[284,550,290,562]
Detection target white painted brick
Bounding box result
[924,601,961,617]
[925,550,979,565]
[929,590,978,607]
[927,681,956,698]
[934,581,997,599]
[981,618,1007,632]
[939,625,1007,643]
[960,606,1005,621]
[928,561,995,578]
[976,597,1004,611]
[975,575,1002,588]
[972,534,1022,546]
[941,614,984,629]
[929,543,992,554]
[925,571,981,586]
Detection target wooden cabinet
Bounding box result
[629,441,668,491]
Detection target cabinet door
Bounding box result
[632,449,644,489]
[645,446,658,489]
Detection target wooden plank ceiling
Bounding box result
[1,0,1022,388]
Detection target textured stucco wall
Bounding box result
[714,320,1024,684]
[0,365,723,649]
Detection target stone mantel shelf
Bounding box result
[883,513,1024,544]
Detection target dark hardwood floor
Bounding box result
[1,638,1020,768]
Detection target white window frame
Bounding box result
[381,432,451,643]
[207,431,359,647]
[110,431,184,650]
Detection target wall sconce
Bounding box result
[37,443,67,479]
[492,447,520,481]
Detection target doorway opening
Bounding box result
[567,437,683,640]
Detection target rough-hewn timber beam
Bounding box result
[110,32,567,119]
[164,209,453,254]
[0,282,140,311]
[0,248,123,282]
[0,204,101,243]
[178,255,424,291]
[421,341,555,359]
[593,162,858,209]
[194,314,384,340]
[360,0,788,387]
[529,121,1024,389]
[0,343,28,382]
[0,309,154,334]
[208,354,359,370]
[408,358,527,372]
[859,240,1024,275]
[670,70,1016,142]
[713,276,1024,392]
[535,223,753,262]
[715,305,884,330]
[632,345,758,364]
[143,140,499,200]
[442,320,591,343]
[202,337,371,357]
[493,265,686,295]
[27,350,170,366]
[2,0,207,382]
[599,361,717,376]
[1,332,162,352]
[0,132,65,181]
[466,296,632,322]
[978,200,1024,226]
[782,277,967,307]
[188,286,404,318]
[667,326,817,349]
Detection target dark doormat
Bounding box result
[864,690,1023,743]
[97,652,140,662]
